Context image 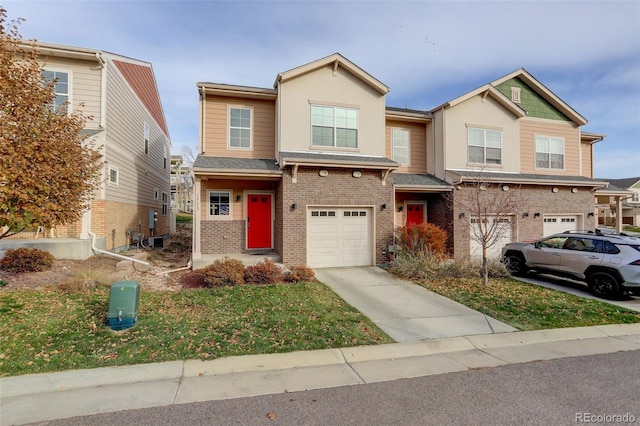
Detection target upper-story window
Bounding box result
[392,128,410,166]
[163,145,168,169]
[632,192,639,203]
[42,70,69,114]
[108,166,119,186]
[144,123,150,155]
[511,87,521,103]
[311,105,358,148]
[229,107,252,149]
[535,136,564,169]
[468,127,502,165]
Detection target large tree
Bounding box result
[0,7,102,239]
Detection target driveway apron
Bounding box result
[314,267,516,342]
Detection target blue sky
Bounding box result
[5,1,639,179]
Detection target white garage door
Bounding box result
[470,216,513,260]
[543,215,578,236]
[307,208,372,268]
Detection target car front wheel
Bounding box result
[504,254,528,276]
[588,272,621,299]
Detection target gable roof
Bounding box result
[113,60,169,137]
[274,53,390,95]
[433,84,526,118]
[431,68,588,126]
[603,177,640,189]
[490,68,587,126]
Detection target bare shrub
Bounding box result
[285,265,316,283]
[396,223,448,257]
[244,259,284,284]
[0,247,55,273]
[201,257,245,287]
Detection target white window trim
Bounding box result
[108,166,119,186]
[207,189,233,220]
[228,106,253,150]
[154,188,159,200]
[43,67,72,115]
[534,135,565,171]
[162,192,168,216]
[310,104,359,149]
[466,126,503,166]
[511,86,521,103]
[392,128,411,166]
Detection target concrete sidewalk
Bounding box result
[315,267,516,341]
[2,324,640,425]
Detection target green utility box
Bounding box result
[108,280,140,331]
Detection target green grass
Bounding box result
[624,225,640,233]
[416,276,640,330]
[0,283,392,377]
[176,212,193,224]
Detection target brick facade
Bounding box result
[280,166,394,266]
[451,184,596,259]
[200,220,245,254]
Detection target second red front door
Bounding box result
[406,204,424,226]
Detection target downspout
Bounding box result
[89,231,150,266]
[157,257,193,275]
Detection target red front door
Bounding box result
[247,194,272,249]
[406,204,424,226]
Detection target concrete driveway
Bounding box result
[314,267,516,342]
[515,274,640,313]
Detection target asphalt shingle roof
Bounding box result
[392,173,452,187]
[193,156,280,171]
[280,151,399,166]
[449,170,608,185]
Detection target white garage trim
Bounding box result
[470,215,514,260]
[543,214,580,236]
[307,206,373,268]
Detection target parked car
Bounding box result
[501,231,640,299]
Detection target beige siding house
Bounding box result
[1,42,171,259]
[192,55,610,267]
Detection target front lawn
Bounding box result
[0,282,392,377]
[417,276,640,330]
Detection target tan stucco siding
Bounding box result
[443,95,520,173]
[202,95,275,159]
[581,141,594,178]
[278,65,386,157]
[520,119,580,175]
[104,61,171,210]
[40,56,102,129]
[385,120,427,173]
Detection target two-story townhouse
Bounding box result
[430,69,608,258]
[192,55,609,267]
[193,54,400,268]
[1,42,171,258]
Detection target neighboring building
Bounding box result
[170,155,194,213]
[192,54,608,268]
[596,177,640,227]
[2,42,171,258]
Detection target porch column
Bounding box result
[193,178,202,260]
[616,195,623,233]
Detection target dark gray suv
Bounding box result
[501,231,640,299]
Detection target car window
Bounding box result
[602,241,620,254]
[564,237,599,252]
[540,236,568,249]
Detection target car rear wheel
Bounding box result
[588,272,621,299]
[504,254,528,276]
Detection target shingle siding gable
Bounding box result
[496,77,570,122]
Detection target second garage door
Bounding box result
[307,207,372,268]
[543,215,578,236]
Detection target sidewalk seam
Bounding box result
[336,348,367,385]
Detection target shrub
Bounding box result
[180,271,206,288]
[57,270,111,293]
[244,259,284,284]
[388,250,446,281]
[0,248,55,273]
[285,265,316,283]
[397,223,448,257]
[201,257,245,287]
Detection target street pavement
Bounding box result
[2,266,640,425]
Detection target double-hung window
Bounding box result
[468,127,502,165]
[108,166,119,186]
[392,128,410,165]
[311,105,358,148]
[144,123,150,154]
[209,191,231,218]
[229,107,251,149]
[535,136,564,169]
[162,193,168,216]
[42,70,69,114]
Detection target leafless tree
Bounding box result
[449,171,525,285]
